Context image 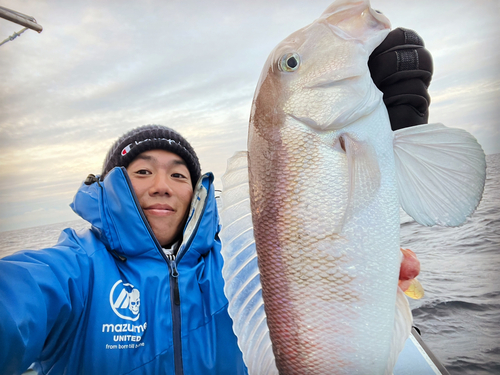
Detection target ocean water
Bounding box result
[402,153,500,375]
[1,154,498,374]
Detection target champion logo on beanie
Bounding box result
[121,144,132,156]
[101,125,201,186]
[121,138,181,157]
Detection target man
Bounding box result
[0,28,430,375]
[1,125,247,375]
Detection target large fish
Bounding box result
[219,0,486,374]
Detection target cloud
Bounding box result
[0,0,499,231]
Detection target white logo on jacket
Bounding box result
[109,280,141,321]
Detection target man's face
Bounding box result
[126,149,193,248]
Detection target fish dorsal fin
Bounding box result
[393,123,486,226]
[219,151,278,375]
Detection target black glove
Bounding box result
[368,28,433,131]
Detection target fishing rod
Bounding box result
[0,6,42,46]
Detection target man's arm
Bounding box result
[0,236,90,375]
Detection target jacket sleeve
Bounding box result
[0,229,90,375]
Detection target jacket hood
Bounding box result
[70,167,218,258]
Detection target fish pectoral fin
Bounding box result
[393,123,486,227]
[341,134,381,210]
[220,151,278,375]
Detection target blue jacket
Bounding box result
[0,167,247,375]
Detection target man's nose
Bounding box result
[149,173,173,195]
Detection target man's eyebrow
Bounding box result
[172,159,187,166]
[135,154,187,166]
[136,154,154,161]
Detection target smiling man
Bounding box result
[0,125,248,375]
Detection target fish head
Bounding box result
[250,0,390,138]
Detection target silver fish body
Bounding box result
[247,1,401,373]
[249,118,401,375]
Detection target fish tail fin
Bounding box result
[393,123,486,226]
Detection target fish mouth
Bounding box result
[369,7,391,30]
[320,1,391,40]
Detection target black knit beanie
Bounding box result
[101,125,201,186]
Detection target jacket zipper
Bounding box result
[168,259,183,375]
[165,193,208,375]
[121,168,209,375]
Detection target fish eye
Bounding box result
[279,53,301,72]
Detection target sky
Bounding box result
[1,0,499,232]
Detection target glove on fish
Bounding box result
[368,27,433,130]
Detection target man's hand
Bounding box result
[368,28,433,131]
[399,248,424,299]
